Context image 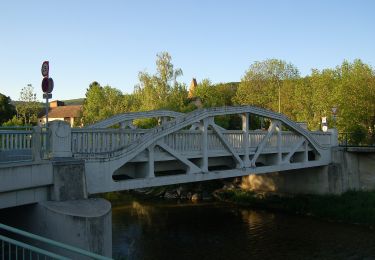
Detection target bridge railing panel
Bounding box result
[0,130,33,163]
[223,131,244,149]
[163,131,202,152]
[310,132,332,146]
[71,129,147,154]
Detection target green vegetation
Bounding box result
[0,93,16,124]
[216,189,375,226]
[1,85,42,126]
[80,53,375,144]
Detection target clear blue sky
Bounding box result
[1,0,374,101]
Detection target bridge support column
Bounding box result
[242,113,251,167]
[2,199,112,258]
[200,118,209,172]
[276,121,282,164]
[147,145,155,178]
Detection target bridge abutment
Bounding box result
[241,147,375,194]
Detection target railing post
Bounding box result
[147,144,155,178]
[32,126,41,161]
[276,121,282,164]
[49,121,72,158]
[328,128,338,147]
[200,118,209,173]
[242,113,251,167]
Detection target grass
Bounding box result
[215,189,375,226]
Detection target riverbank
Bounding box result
[214,189,375,227]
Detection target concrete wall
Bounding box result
[0,162,53,209]
[23,199,112,258]
[242,148,375,194]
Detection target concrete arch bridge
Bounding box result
[71,106,336,194]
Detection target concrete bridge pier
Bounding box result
[21,198,112,258]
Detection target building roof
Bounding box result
[40,105,82,118]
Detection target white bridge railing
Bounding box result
[70,128,333,156]
[0,127,48,163]
[71,129,147,154]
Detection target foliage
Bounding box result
[82,82,126,125]
[234,59,300,113]
[16,85,41,125]
[0,93,16,124]
[81,53,375,144]
[134,52,188,112]
[2,115,24,126]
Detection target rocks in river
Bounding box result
[191,193,201,202]
[164,190,178,199]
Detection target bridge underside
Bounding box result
[85,142,330,194]
[85,159,329,194]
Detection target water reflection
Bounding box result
[130,201,153,225]
[112,200,375,260]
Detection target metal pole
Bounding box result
[45,94,49,126]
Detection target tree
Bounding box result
[0,93,16,125]
[334,60,375,144]
[16,85,41,125]
[134,52,188,112]
[82,82,126,125]
[234,59,300,113]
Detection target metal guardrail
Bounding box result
[339,132,375,147]
[0,223,112,259]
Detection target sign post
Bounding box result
[41,61,54,126]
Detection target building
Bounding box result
[188,78,197,98]
[39,100,82,127]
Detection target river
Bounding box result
[112,199,375,259]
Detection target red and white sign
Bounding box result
[42,77,54,93]
[41,61,49,77]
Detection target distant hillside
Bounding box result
[10,98,84,106]
[61,98,85,105]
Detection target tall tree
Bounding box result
[234,59,300,113]
[0,93,16,125]
[134,52,187,112]
[82,82,126,125]
[16,85,41,125]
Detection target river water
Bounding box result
[112,199,375,260]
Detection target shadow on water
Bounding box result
[112,199,375,260]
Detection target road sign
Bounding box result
[43,93,52,99]
[42,77,54,93]
[41,61,49,77]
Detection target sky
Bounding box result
[0,0,374,102]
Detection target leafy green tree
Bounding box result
[82,81,104,125]
[0,93,16,125]
[134,52,187,112]
[16,85,41,125]
[234,59,300,113]
[334,60,375,144]
[82,82,126,125]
